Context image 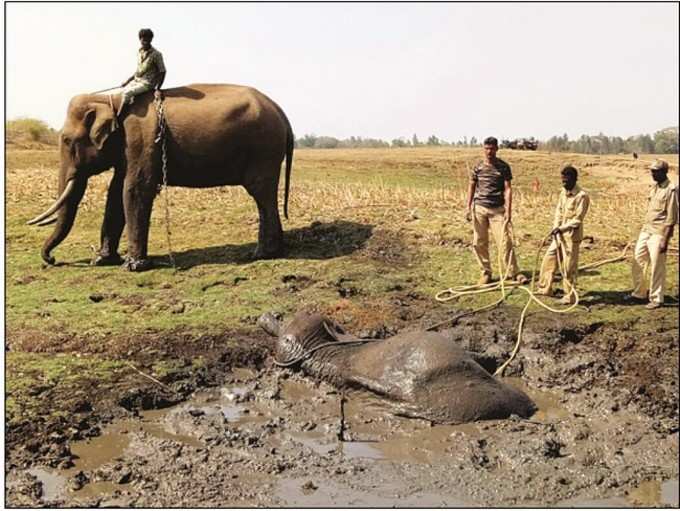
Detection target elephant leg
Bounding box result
[245,170,284,259]
[122,170,158,271]
[94,169,126,266]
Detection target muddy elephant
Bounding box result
[28,84,294,270]
[258,311,536,424]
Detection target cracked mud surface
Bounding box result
[5,308,678,507]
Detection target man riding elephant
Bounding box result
[258,311,536,424]
[27,83,294,270]
[117,28,166,120]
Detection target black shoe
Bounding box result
[623,294,646,304]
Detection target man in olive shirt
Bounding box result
[628,160,678,309]
[536,165,590,304]
[465,137,527,285]
[117,28,166,118]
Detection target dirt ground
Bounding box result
[5,147,679,507]
[5,302,679,507]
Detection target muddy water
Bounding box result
[503,377,570,422]
[276,477,471,507]
[18,368,679,507]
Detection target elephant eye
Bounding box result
[62,136,72,146]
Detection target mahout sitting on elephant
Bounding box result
[28,84,294,271]
[258,311,536,424]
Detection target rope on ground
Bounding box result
[125,361,177,395]
[434,227,580,376]
[434,234,673,375]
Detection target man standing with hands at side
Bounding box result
[465,136,527,285]
[627,159,678,309]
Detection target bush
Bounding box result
[6,118,58,146]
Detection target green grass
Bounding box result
[5,352,126,424]
[5,146,679,438]
[6,147,679,337]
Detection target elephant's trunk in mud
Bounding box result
[40,174,87,265]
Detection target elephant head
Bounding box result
[28,96,119,264]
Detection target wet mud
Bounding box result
[5,308,679,507]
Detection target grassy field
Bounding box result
[5,146,679,437]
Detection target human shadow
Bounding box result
[163,87,207,100]
[168,220,374,270]
[581,290,679,307]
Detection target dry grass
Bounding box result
[5,147,679,340]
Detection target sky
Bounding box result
[4,2,679,142]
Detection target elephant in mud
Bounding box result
[28,84,294,270]
[258,311,536,424]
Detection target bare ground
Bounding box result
[5,299,679,507]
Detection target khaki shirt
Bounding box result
[552,185,590,242]
[134,46,166,87]
[642,179,678,236]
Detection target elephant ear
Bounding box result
[322,320,360,343]
[85,105,116,151]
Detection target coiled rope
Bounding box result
[432,231,674,375]
[434,225,582,376]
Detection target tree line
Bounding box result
[540,128,677,155]
[5,117,677,155]
[296,127,678,154]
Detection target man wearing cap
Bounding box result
[627,159,678,309]
[536,165,590,304]
[117,28,166,119]
[465,136,527,285]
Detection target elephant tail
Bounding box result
[283,114,294,221]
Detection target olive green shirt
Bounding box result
[552,185,590,243]
[470,158,513,208]
[134,46,166,87]
[642,179,679,236]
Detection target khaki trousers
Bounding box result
[537,237,580,300]
[121,79,153,105]
[472,204,519,277]
[632,231,667,304]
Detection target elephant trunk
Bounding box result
[40,177,87,264]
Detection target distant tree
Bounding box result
[6,117,58,145]
[469,136,478,146]
[426,135,440,146]
[412,134,421,146]
[653,127,679,154]
[296,134,318,148]
[313,136,340,149]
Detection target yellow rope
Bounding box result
[436,236,676,374]
[435,227,580,376]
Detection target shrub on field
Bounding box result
[6,117,58,147]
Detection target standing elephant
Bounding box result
[28,84,294,271]
[258,311,536,424]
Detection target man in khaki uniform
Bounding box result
[536,165,590,304]
[627,160,678,309]
[465,137,527,285]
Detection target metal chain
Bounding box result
[154,95,176,270]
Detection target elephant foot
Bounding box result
[122,256,152,272]
[92,253,124,266]
[253,244,284,260]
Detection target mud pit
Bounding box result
[6,310,679,507]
